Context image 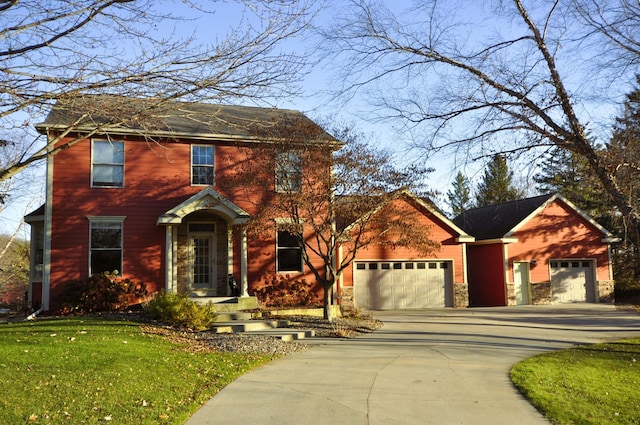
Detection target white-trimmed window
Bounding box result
[275,151,302,192]
[192,145,214,185]
[276,229,303,273]
[92,140,124,187]
[89,217,125,275]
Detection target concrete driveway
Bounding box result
[186,305,640,425]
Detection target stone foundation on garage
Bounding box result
[454,283,469,308]
[598,280,615,303]
[339,286,355,314]
[506,282,515,306]
[531,281,551,305]
[506,281,552,305]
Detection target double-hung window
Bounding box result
[192,145,214,185]
[89,217,124,275]
[276,228,303,273]
[275,151,302,192]
[92,140,124,187]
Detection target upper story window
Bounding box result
[192,145,214,185]
[89,217,125,276]
[92,140,124,187]
[276,229,303,273]
[275,151,302,192]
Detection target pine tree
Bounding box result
[609,79,640,222]
[607,80,640,296]
[475,154,523,207]
[534,147,610,225]
[447,171,472,217]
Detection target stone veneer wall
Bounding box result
[506,282,515,306]
[531,281,551,305]
[176,217,229,296]
[454,283,469,308]
[339,286,355,314]
[598,280,615,303]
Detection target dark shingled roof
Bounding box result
[24,204,45,223]
[453,194,555,240]
[35,95,340,145]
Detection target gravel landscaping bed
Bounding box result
[139,313,383,356]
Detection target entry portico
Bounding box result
[157,187,251,298]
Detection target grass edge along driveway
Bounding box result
[511,337,640,425]
[0,317,274,424]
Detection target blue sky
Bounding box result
[0,0,632,236]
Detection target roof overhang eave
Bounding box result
[35,123,344,147]
[469,237,519,245]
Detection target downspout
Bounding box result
[26,307,44,320]
[42,130,54,311]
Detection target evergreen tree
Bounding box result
[607,79,640,293]
[534,147,611,227]
[609,78,640,225]
[475,154,523,207]
[447,171,472,217]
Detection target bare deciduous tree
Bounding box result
[322,0,640,247]
[221,120,438,318]
[0,0,316,195]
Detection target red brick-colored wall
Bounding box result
[341,197,467,287]
[47,136,328,309]
[507,199,611,283]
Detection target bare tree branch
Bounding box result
[322,0,640,246]
[0,0,318,202]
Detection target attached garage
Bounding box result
[353,261,453,309]
[454,194,618,306]
[550,260,596,303]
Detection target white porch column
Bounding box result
[165,225,177,293]
[240,226,249,297]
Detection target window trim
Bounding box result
[275,150,302,193]
[276,227,303,273]
[91,139,125,188]
[191,144,215,186]
[87,216,126,276]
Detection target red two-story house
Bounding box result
[26,95,340,311]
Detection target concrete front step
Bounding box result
[210,319,316,341]
[214,311,253,322]
[210,319,291,334]
[246,329,316,342]
[190,296,259,312]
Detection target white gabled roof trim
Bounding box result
[344,188,475,242]
[157,187,250,225]
[506,193,616,239]
[471,237,519,245]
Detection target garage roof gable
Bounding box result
[453,193,618,242]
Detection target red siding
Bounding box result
[466,243,507,306]
[508,199,611,283]
[47,136,329,308]
[342,197,467,287]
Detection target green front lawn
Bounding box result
[0,318,272,424]
[511,338,640,425]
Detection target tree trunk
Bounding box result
[322,284,332,321]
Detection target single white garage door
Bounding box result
[353,261,453,309]
[550,260,595,303]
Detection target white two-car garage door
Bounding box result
[550,260,596,303]
[353,261,453,309]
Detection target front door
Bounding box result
[188,223,216,294]
[513,262,531,305]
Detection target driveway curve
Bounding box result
[186,305,640,425]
